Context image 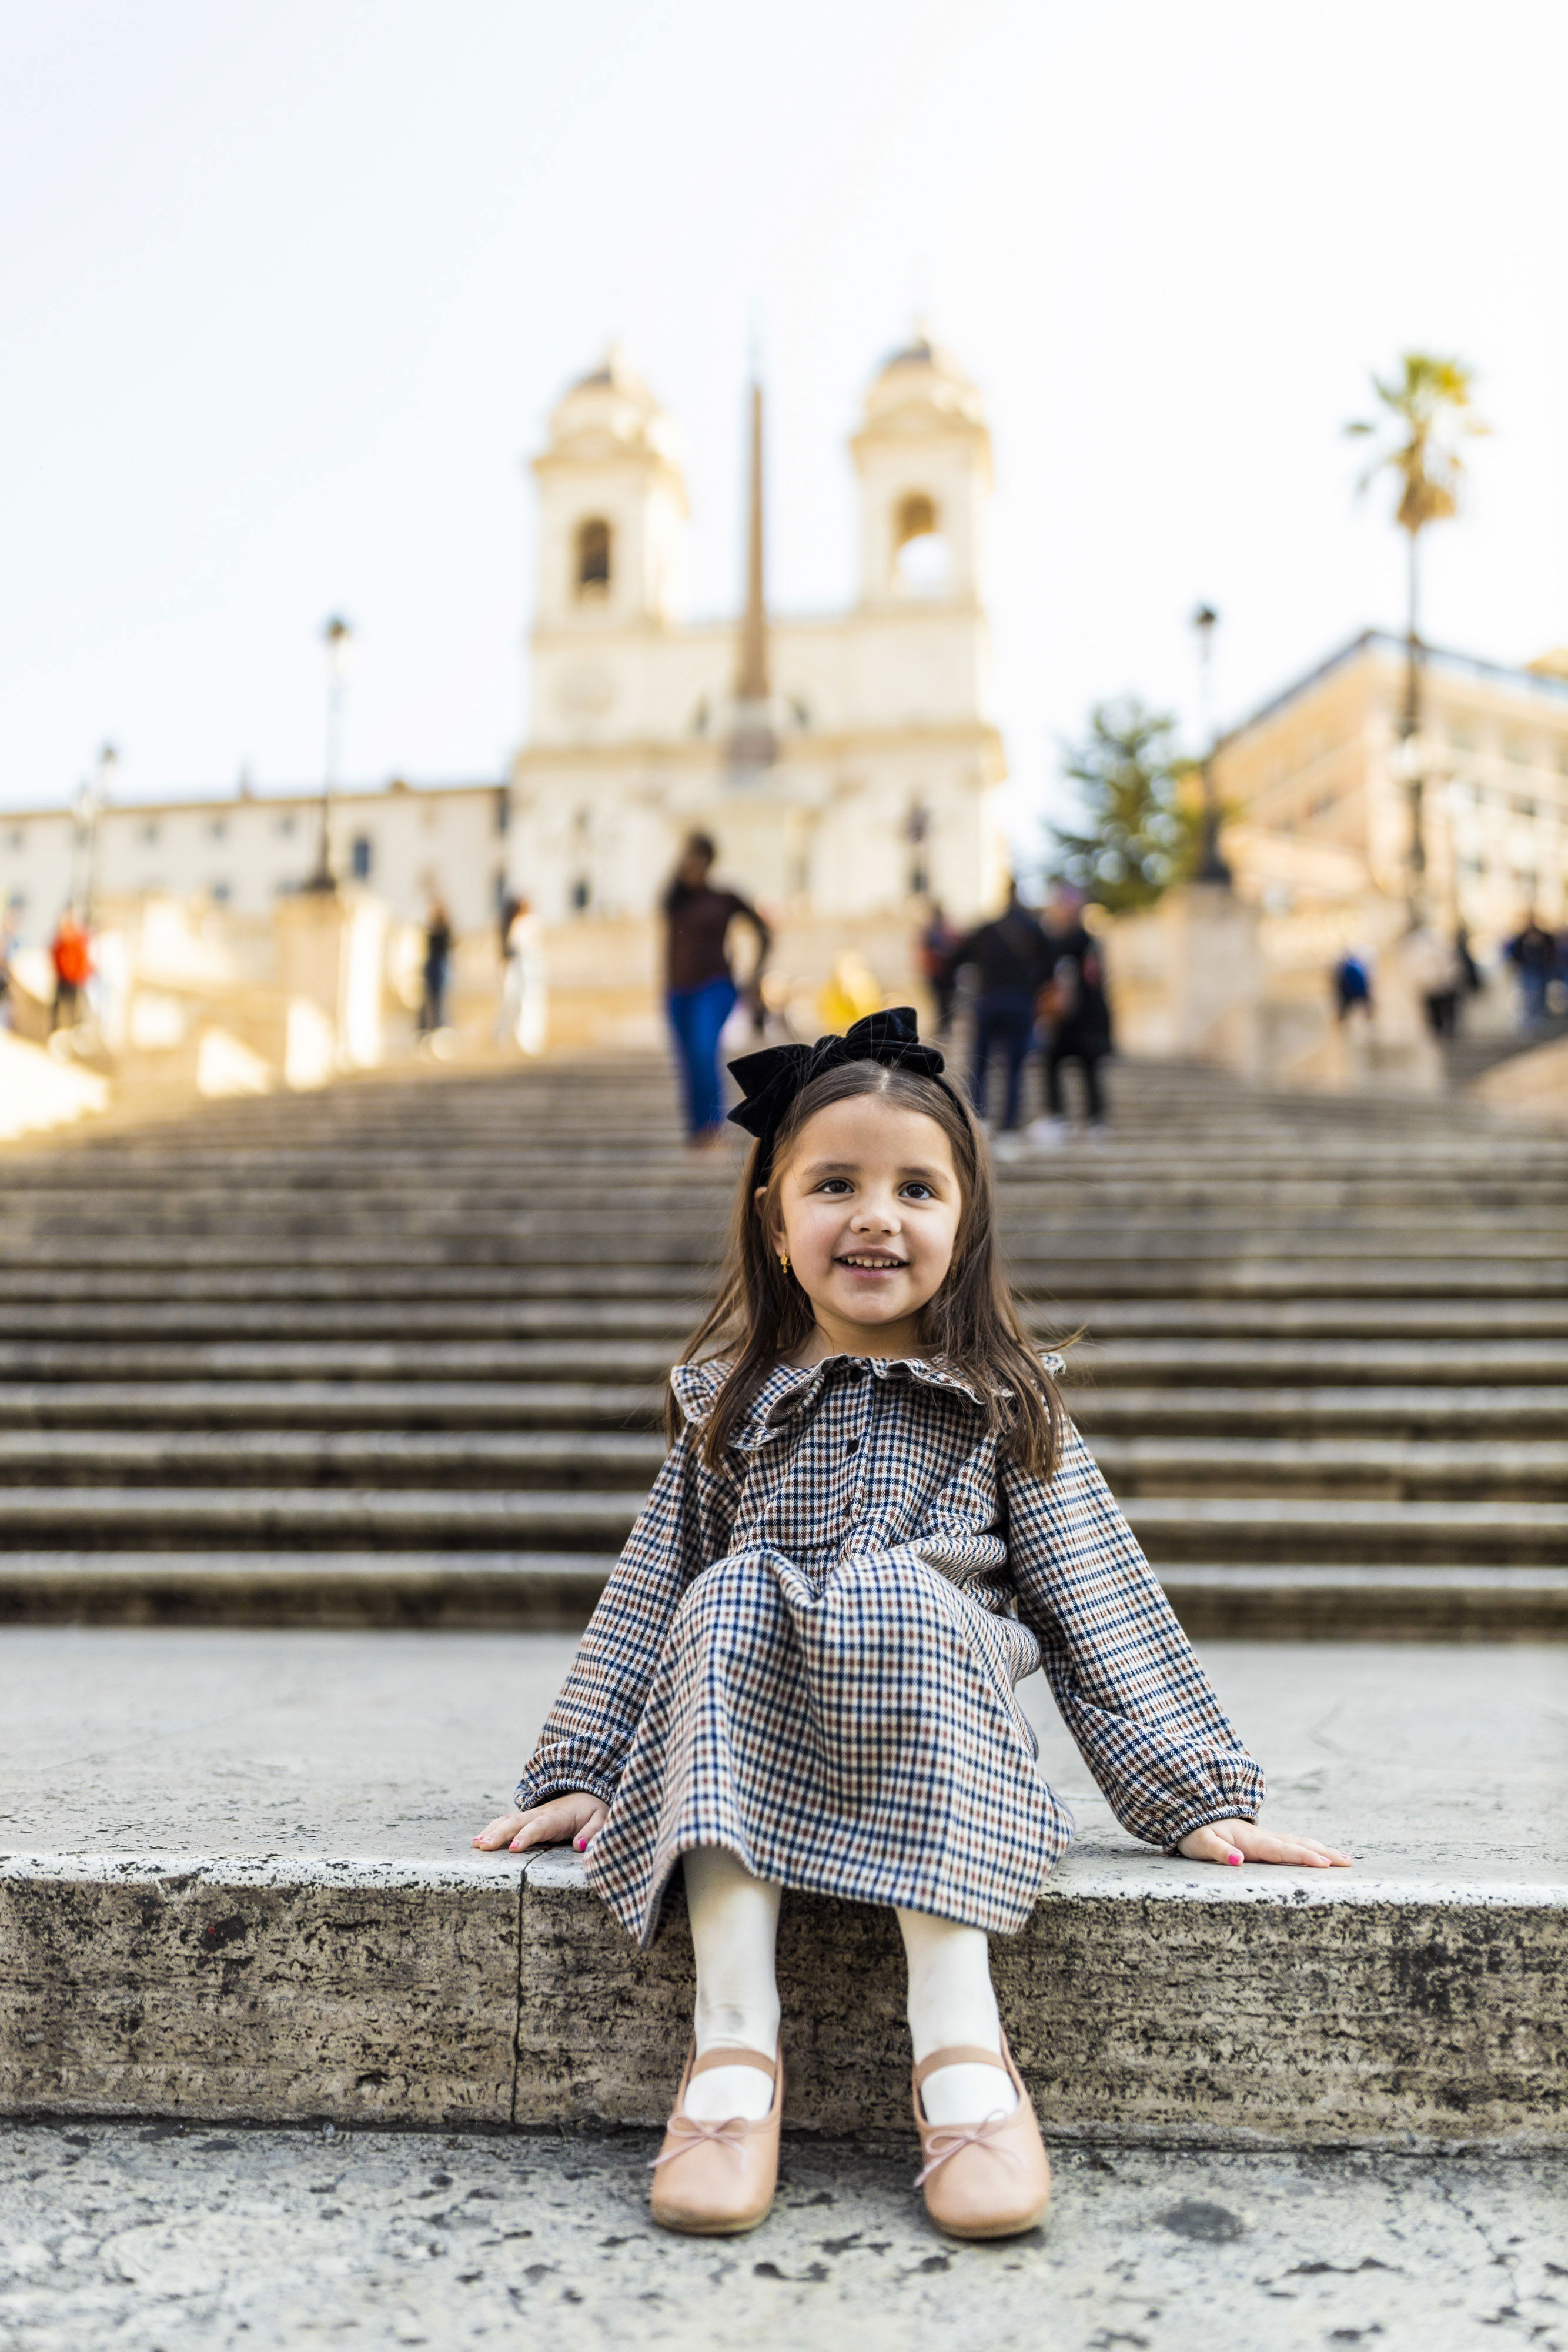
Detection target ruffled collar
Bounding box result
[671,1350,1025,1453]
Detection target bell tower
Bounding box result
[531,350,688,631]
[850,331,992,610]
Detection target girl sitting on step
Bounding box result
[475,1008,1348,2241]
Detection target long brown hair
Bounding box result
[669,1060,1071,1476]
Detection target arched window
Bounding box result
[891,492,951,597]
[575,517,612,600]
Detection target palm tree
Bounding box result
[1347,354,1488,914]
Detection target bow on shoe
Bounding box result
[649,2115,753,2169]
[727,1006,954,1165]
[912,2109,1024,2189]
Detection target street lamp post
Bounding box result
[1399,533,1428,924]
[1191,603,1231,884]
[308,616,354,891]
[75,741,118,924]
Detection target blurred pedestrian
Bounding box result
[663,833,770,1145]
[1505,912,1554,1030]
[1029,887,1112,1146]
[1332,947,1374,1025]
[1407,923,1465,1040]
[419,897,453,1035]
[496,893,547,1054]
[916,900,962,1034]
[49,908,91,1032]
[0,913,16,1033]
[954,881,1049,1147]
[1455,923,1483,1007]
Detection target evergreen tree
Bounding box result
[1048,699,1201,913]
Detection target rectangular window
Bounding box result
[350,835,373,880]
[211,881,232,904]
[276,816,295,838]
[141,821,159,845]
[209,818,228,840]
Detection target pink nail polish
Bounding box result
[573,1835,586,1850]
[1226,1849,1243,1866]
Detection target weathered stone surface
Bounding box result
[0,1857,520,2129]
[0,1551,617,1629]
[2,2123,1561,2352]
[1,1629,1562,2143]
[516,1848,1566,2147]
[5,1553,1564,1637]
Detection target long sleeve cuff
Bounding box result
[1162,1799,1262,1856]
[513,1763,620,1814]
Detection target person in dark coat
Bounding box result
[419,898,453,1034]
[1031,888,1112,1143]
[1505,913,1556,1030]
[952,883,1049,1140]
[916,901,962,1034]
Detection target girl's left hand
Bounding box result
[1178,1819,1351,1869]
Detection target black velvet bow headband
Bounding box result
[726,1006,958,1170]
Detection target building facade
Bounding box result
[507,339,1009,937]
[3,336,1008,1034]
[1214,630,1568,941]
[0,780,508,951]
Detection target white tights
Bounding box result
[679,1847,1017,2127]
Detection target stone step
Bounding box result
[1,1629,1560,2143]
[6,1295,1568,1341]
[4,1380,1564,1438]
[0,1427,1561,1502]
[1,1552,1563,1636]
[0,1380,667,1429]
[8,1199,1568,1240]
[21,1138,1568,1176]
[2,1335,1563,1385]
[5,1235,1565,1276]
[0,1428,667,1488]
[0,1483,1560,1562]
[12,1174,1568,1209]
[5,1258,1567,1301]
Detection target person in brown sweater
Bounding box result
[663,834,770,1142]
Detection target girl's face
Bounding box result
[765,1093,964,1348]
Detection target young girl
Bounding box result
[476,1008,1349,2241]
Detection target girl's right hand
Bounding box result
[472,1793,609,1855]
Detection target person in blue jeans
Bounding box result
[663,834,771,1144]
[952,884,1049,1141]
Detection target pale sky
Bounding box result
[2,0,1565,850]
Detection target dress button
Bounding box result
[845,1436,861,1455]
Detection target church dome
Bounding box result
[543,347,678,466]
[862,328,986,431]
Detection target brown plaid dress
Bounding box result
[514,1354,1264,1946]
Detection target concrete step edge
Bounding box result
[2,1845,1561,2143]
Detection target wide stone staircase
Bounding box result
[0,1052,1564,1634]
[0,1053,1563,2151]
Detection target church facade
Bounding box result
[507,338,1009,959]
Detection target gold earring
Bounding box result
[778,1251,790,1272]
